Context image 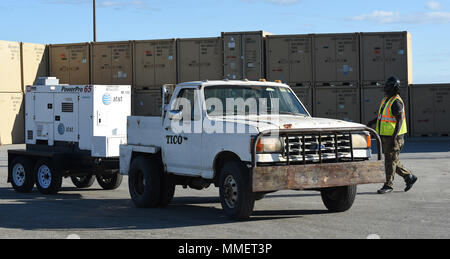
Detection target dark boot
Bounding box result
[377,185,393,194]
[404,175,418,192]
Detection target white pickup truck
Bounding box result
[120,80,385,220]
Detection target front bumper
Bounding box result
[252,161,385,192]
[251,126,386,192]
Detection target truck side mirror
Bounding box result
[168,110,183,121]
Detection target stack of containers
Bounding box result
[222,31,272,81]
[313,33,360,122]
[360,31,412,130]
[49,43,90,85]
[265,34,314,112]
[410,84,450,137]
[133,39,177,116]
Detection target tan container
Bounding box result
[50,43,90,85]
[266,34,313,84]
[410,84,450,137]
[134,39,177,89]
[361,84,410,131]
[132,89,162,116]
[290,85,313,113]
[313,33,360,85]
[21,43,48,90]
[361,31,412,85]
[0,41,22,92]
[177,37,223,82]
[91,41,133,85]
[0,92,24,145]
[222,31,272,80]
[313,85,360,123]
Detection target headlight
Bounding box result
[352,133,371,149]
[253,137,283,153]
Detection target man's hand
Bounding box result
[367,118,377,128]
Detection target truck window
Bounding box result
[204,85,308,116]
[172,88,201,121]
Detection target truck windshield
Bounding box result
[203,85,308,116]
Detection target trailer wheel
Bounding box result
[321,185,357,212]
[35,160,62,195]
[96,171,123,190]
[10,157,35,193]
[158,174,175,207]
[219,160,255,220]
[128,156,161,208]
[71,175,95,189]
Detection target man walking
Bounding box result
[367,77,418,194]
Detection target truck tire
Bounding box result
[10,157,35,193]
[128,156,161,208]
[321,185,357,212]
[35,159,63,195]
[219,160,255,220]
[96,172,123,190]
[158,174,175,207]
[71,175,95,189]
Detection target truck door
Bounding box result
[162,87,203,176]
[53,93,79,142]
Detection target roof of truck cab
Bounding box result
[177,80,290,88]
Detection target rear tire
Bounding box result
[128,156,161,208]
[219,160,255,220]
[321,185,357,212]
[71,175,95,189]
[35,159,62,195]
[10,157,35,193]
[96,171,123,190]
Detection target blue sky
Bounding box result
[1,0,449,83]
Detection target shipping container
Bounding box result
[313,85,360,123]
[266,34,313,84]
[50,43,90,85]
[134,39,177,89]
[222,31,272,81]
[410,84,450,137]
[21,43,48,90]
[177,37,222,83]
[0,41,22,92]
[313,33,360,85]
[360,31,412,85]
[361,84,410,132]
[132,89,162,116]
[290,84,313,114]
[0,92,24,145]
[91,41,133,85]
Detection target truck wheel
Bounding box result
[158,174,175,207]
[321,185,357,212]
[10,157,35,193]
[128,156,161,208]
[219,160,255,220]
[35,160,63,195]
[96,171,123,190]
[71,175,95,189]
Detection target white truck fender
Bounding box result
[120,144,161,175]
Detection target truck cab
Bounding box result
[120,80,385,220]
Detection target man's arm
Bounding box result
[367,118,377,127]
[391,100,404,139]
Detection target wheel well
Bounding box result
[213,151,242,187]
[131,151,163,170]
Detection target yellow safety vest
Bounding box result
[376,95,408,136]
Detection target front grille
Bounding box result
[283,133,352,162]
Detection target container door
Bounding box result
[111,43,132,85]
[135,42,155,88]
[336,35,359,82]
[155,41,176,86]
[361,35,385,83]
[69,45,90,85]
[336,87,360,122]
[199,38,222,81]
[267,38,289,83]
[92,44,112,84]
[53,93,79,142]
[314,36,336,82]
[243,34,262,80]
[314,87,337,119]
[411,87,435,135]
[178,40,200,82]
[50,46,70,84]
[384,33,407,81]
[290,37,313,83]
[434,86,450,133]
[223,35,242,80]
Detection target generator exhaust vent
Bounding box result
[61,103,74,113]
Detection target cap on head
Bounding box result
[384,76,401,94]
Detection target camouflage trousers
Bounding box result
[381,136,412,188]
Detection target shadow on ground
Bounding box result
[0,187,331,231]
